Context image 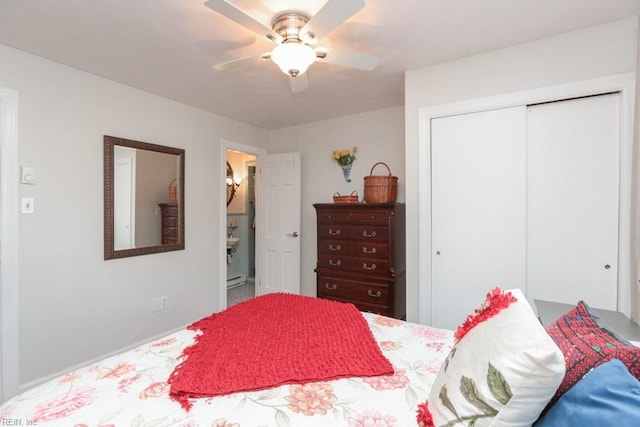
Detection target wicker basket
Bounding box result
[333,191,359,204]
[168,179,177,203]
[363,162,398,203]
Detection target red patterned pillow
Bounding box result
[546,301,640,402]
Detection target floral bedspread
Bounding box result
[0,313,454,427]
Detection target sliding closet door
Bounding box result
[526,94,619,310]
[431,107,527,330]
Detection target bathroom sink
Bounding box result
[226,237,240,248]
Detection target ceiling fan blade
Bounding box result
[301,0,365,42]
[315,47,380,71]
[213,53,270,72]
[204,0,282,43]
[290,73,309,93]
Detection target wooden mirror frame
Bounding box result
[104,135,185,260]
[227,161,239,206]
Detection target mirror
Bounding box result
[104,135,185,260]
[226,161,240,206]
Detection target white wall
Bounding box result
[268,106,405,297]
[405,18,639,323]
[0,43,268,388]
[632,16,640,324]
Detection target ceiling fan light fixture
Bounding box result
[271,43,316,77]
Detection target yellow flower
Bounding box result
[331,147,357,166]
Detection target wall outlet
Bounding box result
[21,197,34,214]
[151,296,169,312]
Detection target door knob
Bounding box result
[287,231,299,237]
[604,264,611,270]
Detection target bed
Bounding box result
[2,290,640,427]
[0,294,455,426]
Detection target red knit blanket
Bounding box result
[168,293,394,410]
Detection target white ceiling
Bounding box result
[0,0,638,129]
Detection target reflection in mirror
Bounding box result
[104,135,185,260]
[226,161,241,206]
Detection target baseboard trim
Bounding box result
[18,324,191,394]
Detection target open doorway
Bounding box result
[219,141,301,311]
[226,149,256,307]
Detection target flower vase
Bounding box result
[341,164,352,182]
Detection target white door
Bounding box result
[114,146,135,250]
[256,152,301,295]
[431,107,527,330]
[527,94,619,309]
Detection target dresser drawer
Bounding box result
[350,301,392,317]
[317,254,351,270]
[161,205,179,217]
[317,211,351,224]
[352,242,389,259]
[318,295,392,317]
[352,226,389,243]
[318,224,350,239]
[317,276,390,305]
[349,210,388,225]
[352,257,390,275]
[162,216,178,227]
[162,227,178,238]
[318,239,351,255]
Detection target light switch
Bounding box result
[21,166,36,184]
[21,198,34,214]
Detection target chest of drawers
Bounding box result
[314,203,406,319]
[158,203,179,244]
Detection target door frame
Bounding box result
[417,72,635,325]
[1,87,19,401]
[219,140,266,311]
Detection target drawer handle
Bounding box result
[329,259,342,266]
[329,244,342,251]
[362,262,377,270]
[362,247,376,254]
[325,283,338,291]
[362,230,377,238]
[329,228,341,236]
[367,290,382,298]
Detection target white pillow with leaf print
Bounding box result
[427,288,565,427]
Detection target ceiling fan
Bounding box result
[204,0,380,92]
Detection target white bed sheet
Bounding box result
[0,312,454,426]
